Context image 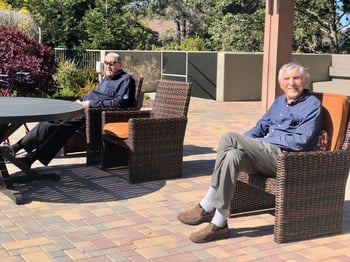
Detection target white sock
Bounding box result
[199,186,216,213]
[211,208,228,227]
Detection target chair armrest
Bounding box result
[277,149,350,179]
[127,117,188,148]
[276,149,350,205]
[102,110,151,125]
[87,106,139,120]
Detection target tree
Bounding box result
[3,0,350,53]
[14,0,154,49]
[294,0,350,53]
[0,0,11,9]
[0,4,39,39]
[207,0,350,53]
[0,26,58,96]
[207,0,265,51]
[2,0,23,9]
[134,0,212,48]
[21,0,95,48]
[80,0,155,49]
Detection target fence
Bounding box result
[54,49,337,101]
[54,49,100,69]
[54,49,217,99]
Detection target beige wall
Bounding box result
[216,53,332,101]
[217,52,263,101]
[291,54,332,90]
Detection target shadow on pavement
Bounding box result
[182,159,215,178]
[183,144,216,156]
[11,164,165,204]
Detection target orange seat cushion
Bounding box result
[313,93,349,151]
[103,122,129,139]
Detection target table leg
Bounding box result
[0,153,24,204]
[0,147,60,204]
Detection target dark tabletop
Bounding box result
[0,97,84,123]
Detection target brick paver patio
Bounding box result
[1,97,349,261]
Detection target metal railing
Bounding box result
[54,48,100,68]
[54,49,217,99]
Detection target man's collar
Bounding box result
[107,69,123,79]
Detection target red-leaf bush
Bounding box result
[0,26,58,97]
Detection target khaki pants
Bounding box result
[211,132,281,209]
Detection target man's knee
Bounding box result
[221,131,244,141]
[225,149,245,165]
[218,132,242,149]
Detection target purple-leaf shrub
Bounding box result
[0,26,58,97]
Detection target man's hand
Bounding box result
[75,99,90,109]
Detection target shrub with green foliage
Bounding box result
[53,59,99,99]
[161,36,207,51]
[53,59,81,98]
[0,26,58,97]
[75,67,99,98]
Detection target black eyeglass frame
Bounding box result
[104,61,120,66]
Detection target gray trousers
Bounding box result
[211,132,281,210]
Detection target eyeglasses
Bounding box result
[104,61,119,66]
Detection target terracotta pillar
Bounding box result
[261,0,295,112]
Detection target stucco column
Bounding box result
[261,0,295,112]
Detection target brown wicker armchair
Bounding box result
[101,79,192,183]
[230,92,350,243]
[62,75,144,165]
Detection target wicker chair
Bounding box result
[101,79,192,183]
[62,75,144,165]
[230,92,350,243]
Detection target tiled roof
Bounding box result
[144,19,176,34]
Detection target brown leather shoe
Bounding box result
[189,223,230,243]
[177,204,214,225]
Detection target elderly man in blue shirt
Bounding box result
[178,62,323,243]
[8,52,135,168]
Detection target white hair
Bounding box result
[105,52,122,63]
[278,62,309,82]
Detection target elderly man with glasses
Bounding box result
[6,52,135,168]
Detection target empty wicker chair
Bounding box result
[101,79,192,183]
[62,75,144,165]
[230,92,350,243]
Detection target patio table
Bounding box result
[0,97,84,204]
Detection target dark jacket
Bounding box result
[83,70,135,108]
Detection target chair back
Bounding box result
[132,75,144,109]
[313,92,349,151]
[151,79,192,118]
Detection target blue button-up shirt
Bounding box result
[244,90,323,152]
